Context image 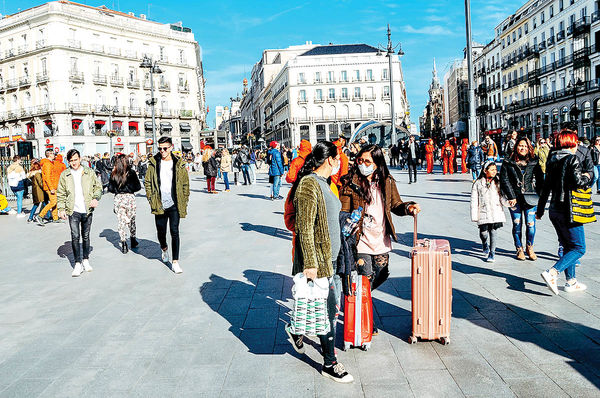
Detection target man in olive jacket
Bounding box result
[57,149,103,277]
[144,136,190,274]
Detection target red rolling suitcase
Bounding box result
[409,216,452,345]
[343,271,373,351]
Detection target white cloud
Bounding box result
[402,25,457,36]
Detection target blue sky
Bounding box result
[7,0,525,128]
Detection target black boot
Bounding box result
[130,237,139,249]
[120,241,129,254]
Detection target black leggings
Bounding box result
[357,253,390,291]
[154,205,180,260]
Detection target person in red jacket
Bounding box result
[460,138,469,174]
[425,139,435,174]
[286,140,312,184]
[441,140,455,175]
[330,135,349,187]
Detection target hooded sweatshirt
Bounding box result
[286,140,312,183]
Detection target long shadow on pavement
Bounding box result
[240,223,292,240]
[57,241,94,268]
[198,270,322,372]
[237,193,273,201]
[372,276,600,389]
[400,194,470,204]
[98,228,166,265]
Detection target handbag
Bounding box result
[571,188,597,224]
[518,169,539,207]
[289,273,330,336]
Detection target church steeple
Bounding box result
[431,58,440,90]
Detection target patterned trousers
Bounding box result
[114,193,137,242]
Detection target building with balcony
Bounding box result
[474,39,503,137]
[239,43,411,148]
[0,1,206,158]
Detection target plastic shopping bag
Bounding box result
[289,273,330,336]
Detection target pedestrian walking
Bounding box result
[39,149,59,222]
[202,148,218,194]
[482,135,499,161]
[284,141,354,383]
[239,146,252,185]
[6,155,27,218]
[96,152,112,192]
[56,149,102,277]
[441,140,455,175]
[220,148,232,192]
[339,144,420,333]
[144,137,190,274]
[466,141,485,181]
[500,137,544,261]
[534,138,550,174]
[108,154,142,254]
[591,136,600,194]
[460,138,469,174]
[470,161,507,263]
[286,139,312,184]
[537,130,593,295]
[268,141,284,200]
[404,135,420,183]
[424,139,435,174]
[249,149,257,184]
[504,131,518,158]
[26,160,46,223]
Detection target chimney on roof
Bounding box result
[140,13,146,20]
[128,12,135,17]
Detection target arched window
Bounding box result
[161,96,168,112]
[113,91,119,108]
[12,94,18,109]
[552,108,559,123]
[328,105,336,120]
[42,89,49,105]
[145,94,151,111]
[583,101,591,120]
[129,93,137,109]
[96,90,105,106]
[316,105,323,120]
[180,96,186,110]
[385,103,391,117]
[367,103,375,118]
[355,104,362,118]
[0,97,4,112]
[24,92,31,108]
[300,106,307,120]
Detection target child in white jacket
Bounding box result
[470,161,508,262]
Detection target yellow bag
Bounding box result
[571,188,597,224]
[0,194,7,211]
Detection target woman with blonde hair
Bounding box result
[202,148,218,193]
[7,155,27,217]
[220,148,232,191]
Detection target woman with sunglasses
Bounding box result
[339,144,420,333]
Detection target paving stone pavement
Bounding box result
[1,166,600,397]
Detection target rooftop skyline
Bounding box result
[4,0,525,129]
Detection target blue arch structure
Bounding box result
[349,120,413,147]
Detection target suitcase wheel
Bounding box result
[361,343,370,351]
[344,342,351,351]
[408,336,417,345]
[440,337,450,345]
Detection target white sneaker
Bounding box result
[82,259,93,272]
[564,281,587,293]
[161,249,170,263]
[541,270,559,295]
[16,213,25,218]
[7,209,16,215]
[171,261,183,274]
[72,262,83,277]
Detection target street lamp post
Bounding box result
[569,78,584,128]
[377,25,404,145]
[511,99,518,130]
[140,56,162,154]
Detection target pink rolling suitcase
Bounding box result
[409,216,452,345]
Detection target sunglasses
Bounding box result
[158,146,171,152]
[357,158,373,166]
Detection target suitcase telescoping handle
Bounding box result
[413,214,418,247]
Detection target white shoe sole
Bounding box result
[321,371,354,383]
[541,272,559,295]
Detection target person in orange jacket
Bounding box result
[450,137,459,174]
[330,135,349,187]
[39,149,60,222]
[460,138,469,174]
[53,154,67,184]
[425,139,435,174]
[286,139,312,184]
[441,140,455,175]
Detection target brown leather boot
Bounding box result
[516,247,526,261]
[526,245,537,261]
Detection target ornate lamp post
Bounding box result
[139,56,162,154]
[377,25,404,145]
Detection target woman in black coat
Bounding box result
[202,149,219,194]
[500,137,544,261]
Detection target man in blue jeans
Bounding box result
[268,141,284,200]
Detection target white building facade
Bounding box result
[240,43,411,148]
[0,1,206,158]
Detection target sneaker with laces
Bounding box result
[161,249,170,263]
[285,323,305,354]
[82,259,93,272]
[486,253,496,263]
[171,261,183,274]
[564,281,587,293]
[321,362,354,383]
[72,262,83,277]
[541,270,559,295]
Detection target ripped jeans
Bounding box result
[508,203,537,249]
